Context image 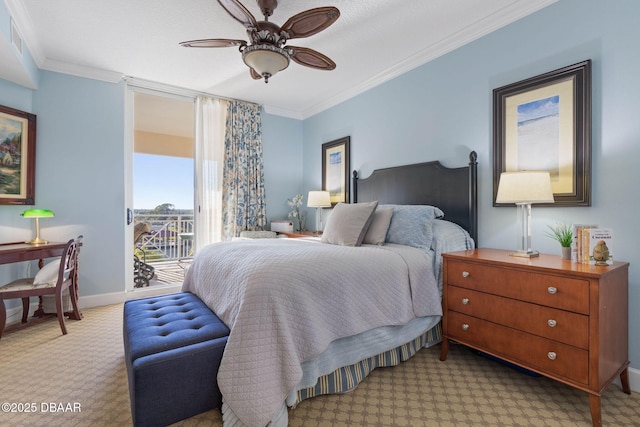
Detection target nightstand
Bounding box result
[278,231,322,238]
[439,248,630,427]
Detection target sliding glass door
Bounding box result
[128,89,195,289]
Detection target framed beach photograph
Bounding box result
[322,136,350,205]
[493,60,591,207]
[0,104,37,205]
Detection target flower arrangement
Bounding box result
[545,223,573,248]
[287,194,306,231]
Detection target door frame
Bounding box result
[124,79,196,293]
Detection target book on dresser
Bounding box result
[571,224,597,263]
[588,228,613,265]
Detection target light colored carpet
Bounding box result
[1,303,639,426]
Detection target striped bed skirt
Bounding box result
[295,321,442,403]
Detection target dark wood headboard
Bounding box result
[353,151,478,244]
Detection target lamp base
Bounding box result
[509,249,540,258]
[25,237,49,245]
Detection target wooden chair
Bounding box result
[39,235,84,319]
[0,236,82,340]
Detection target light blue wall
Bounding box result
[0,77,32,111]
[32,72,126,296]
[0,71,126,302]
[261,112,303,222]
[302,0,640,370]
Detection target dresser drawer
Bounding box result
[447,286,589,349]
[446,260,589,314]
[447,311,589,384]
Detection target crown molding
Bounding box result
[41,58,124,84]
[299,0,558,120]
[262,104,303,120]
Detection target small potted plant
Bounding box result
[545,223,573,260]
[287,194,306,232]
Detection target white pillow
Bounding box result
[321,201,378,246]
[363,207,394,245]
[33,259,61,285]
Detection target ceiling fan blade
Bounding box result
[217,0,258,29]
[281,7,340,39]
[179,38,246,48]
[288,46,336,70]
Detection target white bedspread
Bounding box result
[182,239,441,427]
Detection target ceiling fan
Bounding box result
[180,0,340,83]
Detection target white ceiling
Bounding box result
[4,0,556,119]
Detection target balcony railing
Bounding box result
[134,213,193,282]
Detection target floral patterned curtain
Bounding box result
[221,101,267,240]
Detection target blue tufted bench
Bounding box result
[123,292,230,427]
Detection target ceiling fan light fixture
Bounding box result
[242,44,290,83]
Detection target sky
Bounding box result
[517,95,559,124]
[133,154,194,210]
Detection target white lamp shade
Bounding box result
[307,190,331,207]
[496,171,554,204]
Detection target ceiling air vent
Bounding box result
[11,18,23,57]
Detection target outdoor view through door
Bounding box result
[133,92,195,288]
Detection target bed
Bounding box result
[182,151,478,426]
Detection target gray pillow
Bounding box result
[321,201,378,246]
[363,207,394,245]
[383,204,445,248]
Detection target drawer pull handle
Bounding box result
[547,351,557,361]
[547,319,557,328]
[461,323,469,331]
[462,298,469,305]
[462,271,470,278]
[547,286,558,295]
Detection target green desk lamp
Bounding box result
[22,209,55,245]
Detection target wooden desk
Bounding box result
[0,241,67,266]
[0,241,82,326]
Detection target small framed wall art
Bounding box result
[493,60,591,207]
[322,136,350,205]
[0,104,37,205]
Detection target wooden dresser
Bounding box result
[439,248,630,427]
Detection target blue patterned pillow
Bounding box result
[383,205,444,248]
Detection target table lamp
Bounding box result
[496,171,554,257]
[21,209,55,245]
[307,191,331,233]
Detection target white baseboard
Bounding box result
[632,367,640,393]
[5,305,29,325]
[4,284,182,326]
[614,366,640,394]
